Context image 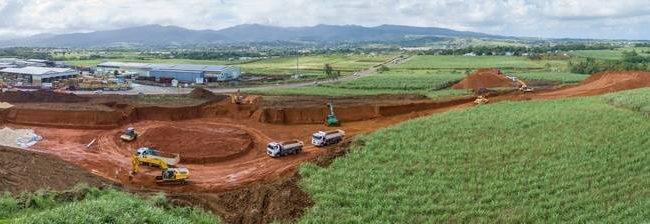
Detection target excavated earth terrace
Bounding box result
[1,71,650,223]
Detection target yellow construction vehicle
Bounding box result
[120,127,138,142]
[229,89,244,104]
[133,147,179,169]
[474,95,489,105]
[516,80,534,92]
[156,167,189,184]
[131,148,188,184]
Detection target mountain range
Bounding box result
[0,24,501,48]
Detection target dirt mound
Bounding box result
[0,146,110,194]
[0,90,89,103]
[452,68,514,89]
[135,125,253,163]
[538,71,650,98]
[188,87,224,101]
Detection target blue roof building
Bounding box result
[97,62,241,83]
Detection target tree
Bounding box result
[324,64,334,79]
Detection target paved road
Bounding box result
[72,55,410,95]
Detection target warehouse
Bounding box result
[96,62,152,76]
[0,66,78,85]
[96,62,241,83]
[150,64,241,83]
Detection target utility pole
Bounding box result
[295,49,300,76]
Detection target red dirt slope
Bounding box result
[0,146,110,194]
[452,68,513,89]
[538,71,650,98]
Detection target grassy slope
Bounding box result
[298,90,650,223]
[569,47,650,60]
[602,87,650,113]
[0,187,218,224]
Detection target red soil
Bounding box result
[452,68,514,89]
[132,124,253,163]
[0,90,88,103]
[535,71,650,98]
[3,70,650,223]
[491,71,650,102]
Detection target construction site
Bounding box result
[1,69,649,223]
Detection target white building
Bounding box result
[0,66,78,85]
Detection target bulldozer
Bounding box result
[325,100,340,127]
[120,127,138,142]
[474,95,489,105]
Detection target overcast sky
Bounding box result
[0,0,649,40]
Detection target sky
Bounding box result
[0,0,649,40]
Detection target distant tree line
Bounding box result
[569,50,650,74]
[423,44,615,57]
[0,47,52,60]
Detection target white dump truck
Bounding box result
[311,129,345,147]
[266,140,304,157]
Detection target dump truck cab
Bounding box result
[266,142,282,157]
[136,147,155,156]
[311,130,345,147]
[266,140,303,157]
[311,132,326,145]
[120,127,137,142]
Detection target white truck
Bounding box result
[266,140,304,157]
[311,130,345,147]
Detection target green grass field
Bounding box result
[247,69,470,99]
[395,55,567,70]
[298,89,650,223]
[238,54,395,76]
[66,54,395,78]
[569,47,650,60]
[602,87,650,113]
[0,186,218,224]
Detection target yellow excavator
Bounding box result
[516,80,534,92]
[131,147,188,184]
[229,89,244,104]
[474,95,489,105]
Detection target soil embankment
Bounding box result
[0,146,110,194]
[133,124,254,164]
[452,68,514,89]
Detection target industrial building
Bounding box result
[0,58,54,68]
[96,62,241,83]
[0,66,78,85]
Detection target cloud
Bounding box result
[0,0,648,40]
